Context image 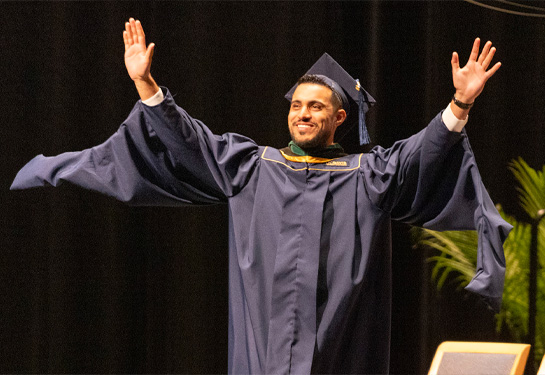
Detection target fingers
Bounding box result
[468,37,480,63]
[485,61,502,79]
[477,40,492,65]
[123,30,129,52]
[125,18,139,45]
[481,45,496,71]
[129,18,138,43]
[124,18,146,47]
[124,21,133,47]
[463,38,500,73]
[135,19,146,45]
[477,40,500,73]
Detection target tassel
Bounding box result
[357,79,371,145]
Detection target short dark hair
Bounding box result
[296,74,343,110]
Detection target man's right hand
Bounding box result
[123,18,160,100]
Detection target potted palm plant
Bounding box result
[413,157,545,369]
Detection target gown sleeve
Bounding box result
[361,111,511,312]
[10,87,260,206]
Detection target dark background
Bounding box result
[1,1,544,373]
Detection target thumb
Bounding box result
[146,43,155,62]
[451,52,460,73]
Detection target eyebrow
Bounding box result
[291,99,326,105]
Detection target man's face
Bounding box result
[288,83,346,150]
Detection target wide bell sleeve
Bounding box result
[10,87,260,206]
[361,112,511,312]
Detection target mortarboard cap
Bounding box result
[285,53,375,145]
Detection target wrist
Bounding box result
[452,95,474,110]
[454,90,475,105]
[133,74,155,86]
[133,75,160,101]
[450,98,471,121]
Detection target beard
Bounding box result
[289,123,332,151]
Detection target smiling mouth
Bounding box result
[295,122,315,129]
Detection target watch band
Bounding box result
[452,95,474,110]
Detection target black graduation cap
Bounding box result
[285,53,376,145]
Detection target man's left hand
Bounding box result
[451,38,501,104]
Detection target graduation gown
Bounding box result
[11,88,511,374]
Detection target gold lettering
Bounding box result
[326,161,348,166]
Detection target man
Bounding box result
[12,18,510,374]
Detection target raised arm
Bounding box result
[450,38,501,120]
[123,18,160,100]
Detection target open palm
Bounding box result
[451,38,501,103]
[123,18,155,81]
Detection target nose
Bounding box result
[298,106,311,120]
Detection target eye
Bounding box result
[291,103,301,109]
[312,104,322,109]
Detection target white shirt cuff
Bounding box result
[142,89,164,106]
[442,103,468,132]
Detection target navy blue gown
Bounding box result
[11,88,511,374]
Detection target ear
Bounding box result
[335,109,347,128]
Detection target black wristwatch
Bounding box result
[452,95,474,110]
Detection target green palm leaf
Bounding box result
[509,157,545,219]
[413,158,545,367]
